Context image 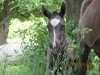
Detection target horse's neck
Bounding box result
[60,31,66,41]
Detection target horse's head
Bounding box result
[42,2,66,49]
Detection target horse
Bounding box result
[42,2,74,75]
[78,0,100,75]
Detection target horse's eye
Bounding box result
[47,25,50,28]
[47,25,50,30]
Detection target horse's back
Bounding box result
[78,0,100,47]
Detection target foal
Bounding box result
[42,2,73,75]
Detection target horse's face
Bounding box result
[42,2,66,49]
[47,13,65,49]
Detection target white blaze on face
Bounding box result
[50,18,60,48]
[50,18,60,27]
[53,28,56,48]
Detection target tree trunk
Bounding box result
[65,0,83,22]
[0,0,10,45]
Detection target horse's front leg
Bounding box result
[45,48,55,75]
[79,41,90,75]
[67,50,74,75]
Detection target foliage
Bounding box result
[0,0,64,21]
[0,0,99,75]
[20,16,48,75]
[8,16,48,75]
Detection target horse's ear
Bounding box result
[59,2,66,17]
[42,6,51,18]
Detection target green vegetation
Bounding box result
[0,0,99,75]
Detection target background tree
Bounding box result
[0,0,11,45]
[65,0,83,22]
